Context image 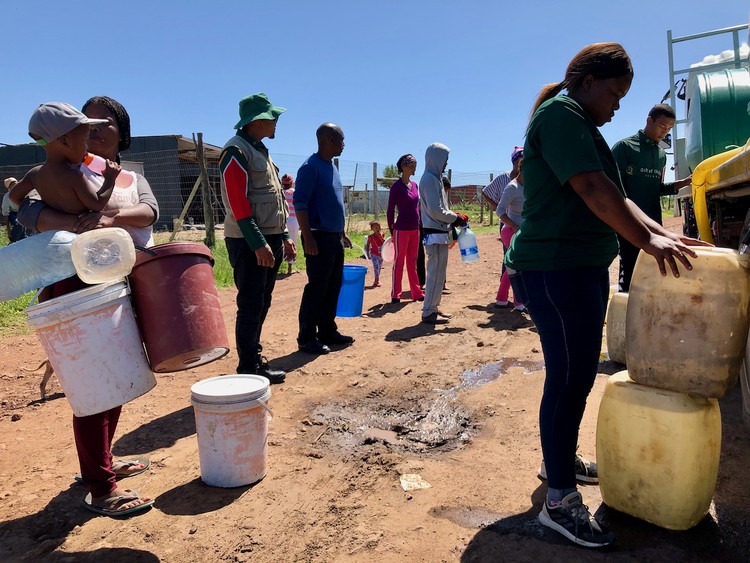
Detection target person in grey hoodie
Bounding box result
[418,142,467,324]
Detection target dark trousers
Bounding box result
[226,235,284,372]
[511,266,609,490]
[298,230,343,344]
[73,407,122,497]
[616,234,640,292]
[417,227,426,286]
[43,277,120,498]
[8,211,28,243]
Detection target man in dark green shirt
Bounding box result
[612,103,692,291]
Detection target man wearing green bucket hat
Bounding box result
[219,93,295,383]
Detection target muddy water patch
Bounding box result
[430,506,508,528]
[310,390,473,455]
[431,505,545,538]
[309,358,543,456]
[459,357,544,390]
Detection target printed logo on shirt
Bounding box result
[625,165,634,176]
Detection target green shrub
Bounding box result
[0,231,35,336]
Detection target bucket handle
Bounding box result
[28,287,45,307]
[135,244,158,256]
[257,398,274,420]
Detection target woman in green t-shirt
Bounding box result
[505,43,705,548]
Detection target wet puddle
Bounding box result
[431,505,544,536]
[312,391,472,454]
[362,427,402,445]
[311,357,544,455]
[430,506,508,528]
[458,357,544,391]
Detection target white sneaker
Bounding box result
[514,305,526,312]
[495,300,509,307]
[538,454,598,484]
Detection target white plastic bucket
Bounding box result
[382,237,395,262]
[191,375,272,487]
[25,280,156,417]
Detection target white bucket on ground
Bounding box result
[25,280,156,417]
[191,374,272,487]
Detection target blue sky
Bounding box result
[2,1,748,180]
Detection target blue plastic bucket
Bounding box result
[336,264,368,317]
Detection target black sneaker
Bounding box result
[421,312,448,325]
[298,339,330,355]
[254,358,286,384]
[539,492,614,548]
[318,332,354,346]
[538,454,598,484]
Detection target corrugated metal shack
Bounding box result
[0,135,223,231]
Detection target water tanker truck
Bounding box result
[666,23,750,424]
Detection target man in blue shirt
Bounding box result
[294,123,354,354]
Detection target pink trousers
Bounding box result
[391,229,424,300]
[496,224,520,306]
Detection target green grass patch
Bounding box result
[0,292,35,337]
[209,240,235,288]
[0,230,34,336]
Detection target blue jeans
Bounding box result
[510,266,609,490]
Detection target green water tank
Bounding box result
[685,67,750,171]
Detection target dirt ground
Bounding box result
[1,222,749,562]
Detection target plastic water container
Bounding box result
[82,153,136,188]
[741,332,750,429]
[126,242,229,372]
[0,230,78,302]
[381,237,395,262]
[191,375,272,487]
[596,371,721,530]
[128,242,229,373]
[458,225,479,263]
[70,227,136,284]
[605,292,628,365]
[25,280,156,417]
[336,264,368,317]
[626,247,750,398]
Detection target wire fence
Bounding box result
[0,143,505,235]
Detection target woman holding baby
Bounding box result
[18,96,158,516]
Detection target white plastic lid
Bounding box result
[26,280,129,328]
[191,374,270,405]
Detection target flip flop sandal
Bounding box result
[74,457,151,483]
[81,490,154,517]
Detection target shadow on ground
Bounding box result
[156,477,254,516]
[385,324,465,342]
[459,388,750,562]
[114,406,195,456]
[46,548,159,562]
[363,301,410,318]
[468,303,536,332]
[0,485,154,561]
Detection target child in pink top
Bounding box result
[282,174,298,275]
[365,220,385,287]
